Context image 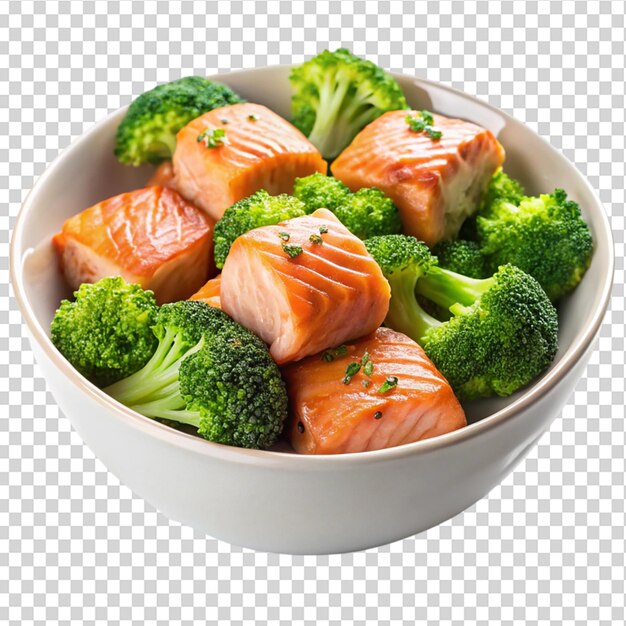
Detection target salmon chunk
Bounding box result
[331,110,505,246]
[173,102,327,221]
[189,274,222,309]
[147,160,177,190]
[220,209,390,364]
[53,186,215,303]
[282,327,466,454]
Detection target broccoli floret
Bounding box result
[432,240,486,279]
[213,190,307,269]
[104,301,287,449]
[50,277,158,387]
[364,235,438,340]
[293,173,402,239]
[290,48,407,159]
[365,235,558,400]
[293,172,351,212]
[334,188,402,239]
[482,169,526,212]
[477,188,593,301]
[115,76,244,166]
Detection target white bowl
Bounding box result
[10,66,614,554]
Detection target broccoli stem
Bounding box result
[416,266,494,311]
[386,271,442,343]
[307,73,355,158]
[130,403,201,425]
[104,331,204,407]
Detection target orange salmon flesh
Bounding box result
[331,110,504,247]
[220,209,391,364]
[282,327,467,454]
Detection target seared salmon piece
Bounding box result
[53,186,215,304]
[220,209,390,364]
[283,327,466,454]
[331,110,505,247]
[147,160,177,190]
[173,103,327,221]
[189,274,222,309]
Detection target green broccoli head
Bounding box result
[290,48,407,159]
[293,172,351,212]
[365,235,559,400]
[481,169,526,212]
[432,239,486,279]
[365,234,434,276]
[213,190,307,269]
[104,301,287,450]
[180,333,287,449]
[294,174,402,239]
[420,265,558,400]
[334,188,402,239]
[50,277,158,387]
[115,76,244,166]
[477,188,593,301]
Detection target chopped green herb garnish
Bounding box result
[342,361,361,385]
[360,351,370,366]
[282,243,303,258]
[374,411,383,419]
[321,344,348,362]
[319,225,329,234]
[362,379,371,388]
[405,115,426,133]
[197,127,226,148]
[420,110,434,125]
[363,360,373,376]
[248,114,259,121]
[278,231,290,242]
[309,233,323,244]
[378,376,398,394]
[405,111,442,141]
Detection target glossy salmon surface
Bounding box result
[220,209,390,364]
[53,186,215,303]
[331,110,505,246]
[282,327,466,454]
[173,103,327,221]
[189,274,221,309]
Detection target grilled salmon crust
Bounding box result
[331,110,505,247]
[282,327,467,454]
[173,103,327,221]
[53,186,215,304]
[220,209,391,365]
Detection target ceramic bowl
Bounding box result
[10,66,614,554]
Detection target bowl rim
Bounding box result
[9,65,615,468]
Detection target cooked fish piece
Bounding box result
[331,110,505,246]
[220,209,390,364]
[282,326,467,454]
[52,186,215,303]
[147,160,177,189]
[189,274,222,309]
[173,102,327,221]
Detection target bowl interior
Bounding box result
[13,66,613,437]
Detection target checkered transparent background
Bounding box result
[2,1,625,624]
